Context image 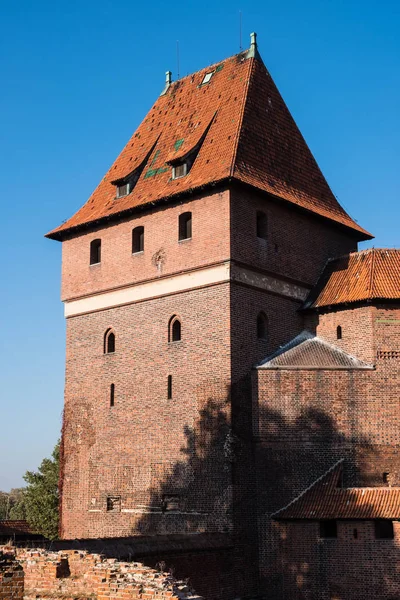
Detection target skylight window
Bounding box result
[202,72,213,85]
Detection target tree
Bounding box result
[22,442,60,540]
[8,488,27,520]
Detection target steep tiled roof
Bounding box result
[257,331,373,370]
[304,248,400,310]
[273,462,400,520]
[46,38,371,241]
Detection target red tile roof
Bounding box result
[304,248,400,310]
[46,44,371,241]
[273,462,400,520]
[0,520,35,535]
[257,331,373,369]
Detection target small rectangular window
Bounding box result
[90,239,101,265]
[106,496,121,512]
[167,375,172,399]
[116,183,130,198]
[383,472,390,485]
[320,520,337,539]
[162,494,181,512]
[179,212,192,241]
[110,383,115,407]
[132,226,144,253]
[375,520,394,539]
[256,211,268,240]
[172,163,187,179]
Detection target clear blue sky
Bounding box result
[0,0,398,490]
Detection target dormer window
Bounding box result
[172,163,188,180]
[116,183,130,198]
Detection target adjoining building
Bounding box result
[46,33,400,600]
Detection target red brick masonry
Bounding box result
[0,545,202,600]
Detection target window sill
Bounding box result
[132,250,144,256]
[178,237,192,243]
[89,262,101,267]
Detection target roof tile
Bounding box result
[304,248,400,309]
[274,462,400,520]
[46,47,371,240]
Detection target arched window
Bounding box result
[337,325,342,340]
[104,329,116,354]
[256,211,268,240]
[90,239,101,265]
[168,316,182,342]
[132,226,144,253]
[179,212,192,241]
[257,312,268,340]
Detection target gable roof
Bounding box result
[257,331,373,370]
[46,37,371,241]
[273,462,400,520]
[304,248,400,310]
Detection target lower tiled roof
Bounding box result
[257,331,373,370]
[0,520,35,535]
[273,462,400,520]
[303,248,400,310]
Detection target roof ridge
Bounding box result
[369,247,377,298]
[229,57,254,177]
[271,460,343,518]
[169,51,245,86]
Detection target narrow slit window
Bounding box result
[169,316,182,342]
[383,472,390,485]
[179,212,192,241]
[167,375,172,399]
[110,383,115,407]
[375,520,394,539]
[104,329,115,354]
[132,226,144,253]
[257,312,268,340]
[90,239,101,265]
[256,211,268,240]
[337,325,342,340]
[319,520,337,539]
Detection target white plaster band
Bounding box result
[64,263,309,317]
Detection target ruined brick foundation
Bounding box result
[0,546,202,600]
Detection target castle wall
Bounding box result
[230,186,358,286]
[275,520,400,600]
[61,190,231,302]
[254,304,400,598]
[0,546,202,600]
[62,283,232,541]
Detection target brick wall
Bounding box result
[0,546,202,600]
[276,520,400,600]
[61,190,230,302]
[0,552,23,600]
[62,284,232,541]
[254,304,400,598]
[230,185,358,286]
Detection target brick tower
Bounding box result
[47,34,373,599]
